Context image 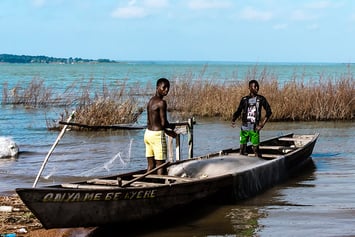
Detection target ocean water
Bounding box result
[0,62,355,236]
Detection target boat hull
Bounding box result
[16,133,319,229]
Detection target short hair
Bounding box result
[249,80,259,88]
[157,78,170,87]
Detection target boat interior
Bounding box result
[59,134,316,189]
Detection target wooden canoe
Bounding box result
[16,133,319,229]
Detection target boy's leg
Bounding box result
[147,157,155,171]
[239,130,248,155]
[155,160,167,175]
[240,144,247,155]
[251,131,262,157]
[252,146,262,158]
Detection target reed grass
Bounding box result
[258,71,354,121]
[2,78,59,107]
[167,67,354,121]
[2,78,144,130]
[73,84,143,127]
[2,66,354,130]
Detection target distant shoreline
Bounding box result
[0,54,116,64]
[1,54,353,65]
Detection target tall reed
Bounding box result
[73,80,143,127]
[2,66,354,129]
[2,78,144,129]
[167,67,354,121]
[2,78,59,107]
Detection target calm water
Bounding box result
[0,62,355,236]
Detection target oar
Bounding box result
[32,111,76,188]
[122,162,170,187]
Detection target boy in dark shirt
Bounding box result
[231,80,272,157]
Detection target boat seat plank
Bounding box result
[87,178,169,186]
[132,174,195,182]
[129,181,166,187]
[278,137,311,142]
[260,154,281,159]
[62,180,166,189]
[259,146,297,150]
[87,179,119,185]
[61,183,118,190]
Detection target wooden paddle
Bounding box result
[122,162,170,187]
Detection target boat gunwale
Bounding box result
[16,133,319,192]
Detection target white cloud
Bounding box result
[273,23,288,30]
[304,1,345,10]
[306,23,320,30]
[305,1,332,9]
[188,0,232,10]
[111,6,147,19]
[239,6,273,21]
[128,0,137,6]
[290,10,317,21]
[144,0,169,8]
[111,0,168,19]
[31,0,46,8]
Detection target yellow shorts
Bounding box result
[144,129,167,160]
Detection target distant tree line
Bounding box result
[0,54,115,64]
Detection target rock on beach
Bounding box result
[0,137,19,158]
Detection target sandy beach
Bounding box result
[0,195,95,237]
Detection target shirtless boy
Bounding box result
[144,78,176,175]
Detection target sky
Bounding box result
[0,0,354,63]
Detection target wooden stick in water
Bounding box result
[32,111,75,188]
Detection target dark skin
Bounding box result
[146,80,176,174]
[231,81,270,157]
[231,82,269,130]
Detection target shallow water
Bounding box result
[1,62,354,236]
[100,121,355,237]
[1,120,355,236]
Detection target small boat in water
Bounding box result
[16,133,319,229]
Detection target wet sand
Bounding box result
[0,194,95,237]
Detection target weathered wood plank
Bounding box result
[132,174,196,182]
[260,154,281,159]
[87,179,119,186]
[61,183,118,190]
[129,181,166,187]
[259,146,297,150]
[122,162,171,187]
[62,181,166,189]
[278,137,312,142]
[59,121,146,130]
